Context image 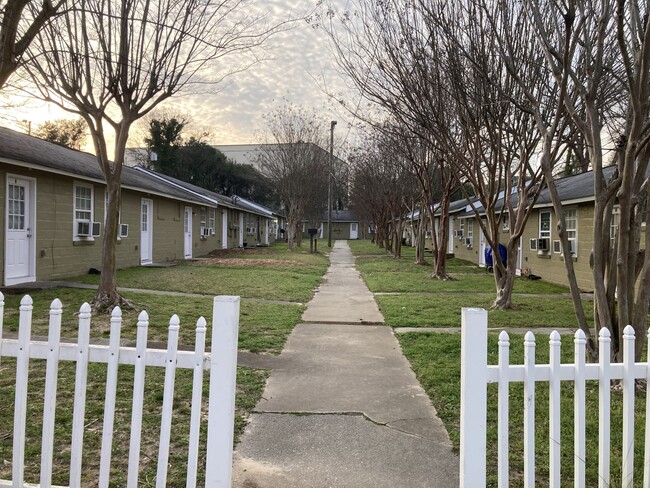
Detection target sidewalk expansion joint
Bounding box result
[301,320,385,326]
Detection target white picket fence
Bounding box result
[460,307,650,488]
[0,292,240,488]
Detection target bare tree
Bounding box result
[518,0,649,359]
[0,0,66,88]
[257,104,329,251]
[25,0,283,311]
[325,0,546,307]
[348,131,415,257]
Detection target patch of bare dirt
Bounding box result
[206,248,273,257]
[191,258,306,268]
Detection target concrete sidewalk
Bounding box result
[232,241,459,487]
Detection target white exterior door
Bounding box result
[184,207,193,259]
[222,209,228,249]
[140,199,153,264]
[448,218,455,253]
[350,222,358,239]
[5,176,35,285]
[479,230,487,267]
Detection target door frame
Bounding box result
[140,198,153,264]
[5,174,36,286]
[184,206,193,259]
[221,209,228,249]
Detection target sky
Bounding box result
[4,0,363,153]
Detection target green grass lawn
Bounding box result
[377,293,593,329]
[348,240,646,485]
[65,243,329,303]
[399,332,645,487]
[0,243,321,485]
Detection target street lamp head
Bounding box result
[331,120,337,128]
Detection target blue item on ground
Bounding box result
[484,244,507,269]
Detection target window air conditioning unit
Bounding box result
[553,240,561,253]
[537,237,550,252]
[120,224,129,238]
[209,227,216,236]
[464,237,472,246]
[454,230,463,238]
[425,230,433,238]
[92,222,101,237]
[200,226,211,237]
[529,238,538,251]
[77,221,90,237]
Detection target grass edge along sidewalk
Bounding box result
[0,243,326,486]
[347,239,643,486]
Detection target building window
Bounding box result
[74,182,93,239]
[467,219,474,245]
[502,212,510,231]
[460,219,465,236]
[610,206,620,241]
[565,208,578,256]
[539,210,551,238]
[7,184,25,230]
[200,207,207,227]
[209,208,216,235]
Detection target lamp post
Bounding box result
[328,120,337,248]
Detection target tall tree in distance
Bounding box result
[25,0,284,311]
[33,117,87,150]
[145,116,186,174]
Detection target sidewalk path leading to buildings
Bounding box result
[232,240,459,487]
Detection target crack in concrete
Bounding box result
[251,410,436,441]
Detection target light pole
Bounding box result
[328,120,337,248]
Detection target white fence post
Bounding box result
[460,307,488,488]
[205,296,240,488]
[497,330,510,487]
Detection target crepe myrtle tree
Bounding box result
[257,104,329,251]
[25,0,285,311]
[0,0,67,89]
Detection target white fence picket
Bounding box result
[12,295,33,487]
[70,302,92,487]
[549,330,561,488]
[127,311,149,488]
[156,314,180,488]
[0,295,240,486]
[40,299,63,488]
[186,317,207,488]
[645,329,650,488]
[497,330,510,488]
[98,307,123,488]
[574,330,586,488]
[523,331,536,488]
[598,327,611,488]
[622,325,636,488]
[0,292,4,367]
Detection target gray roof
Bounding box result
[0,126,208,205]
[0,127,277,217]
[134,166,275,218]
[321,209,359,222]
